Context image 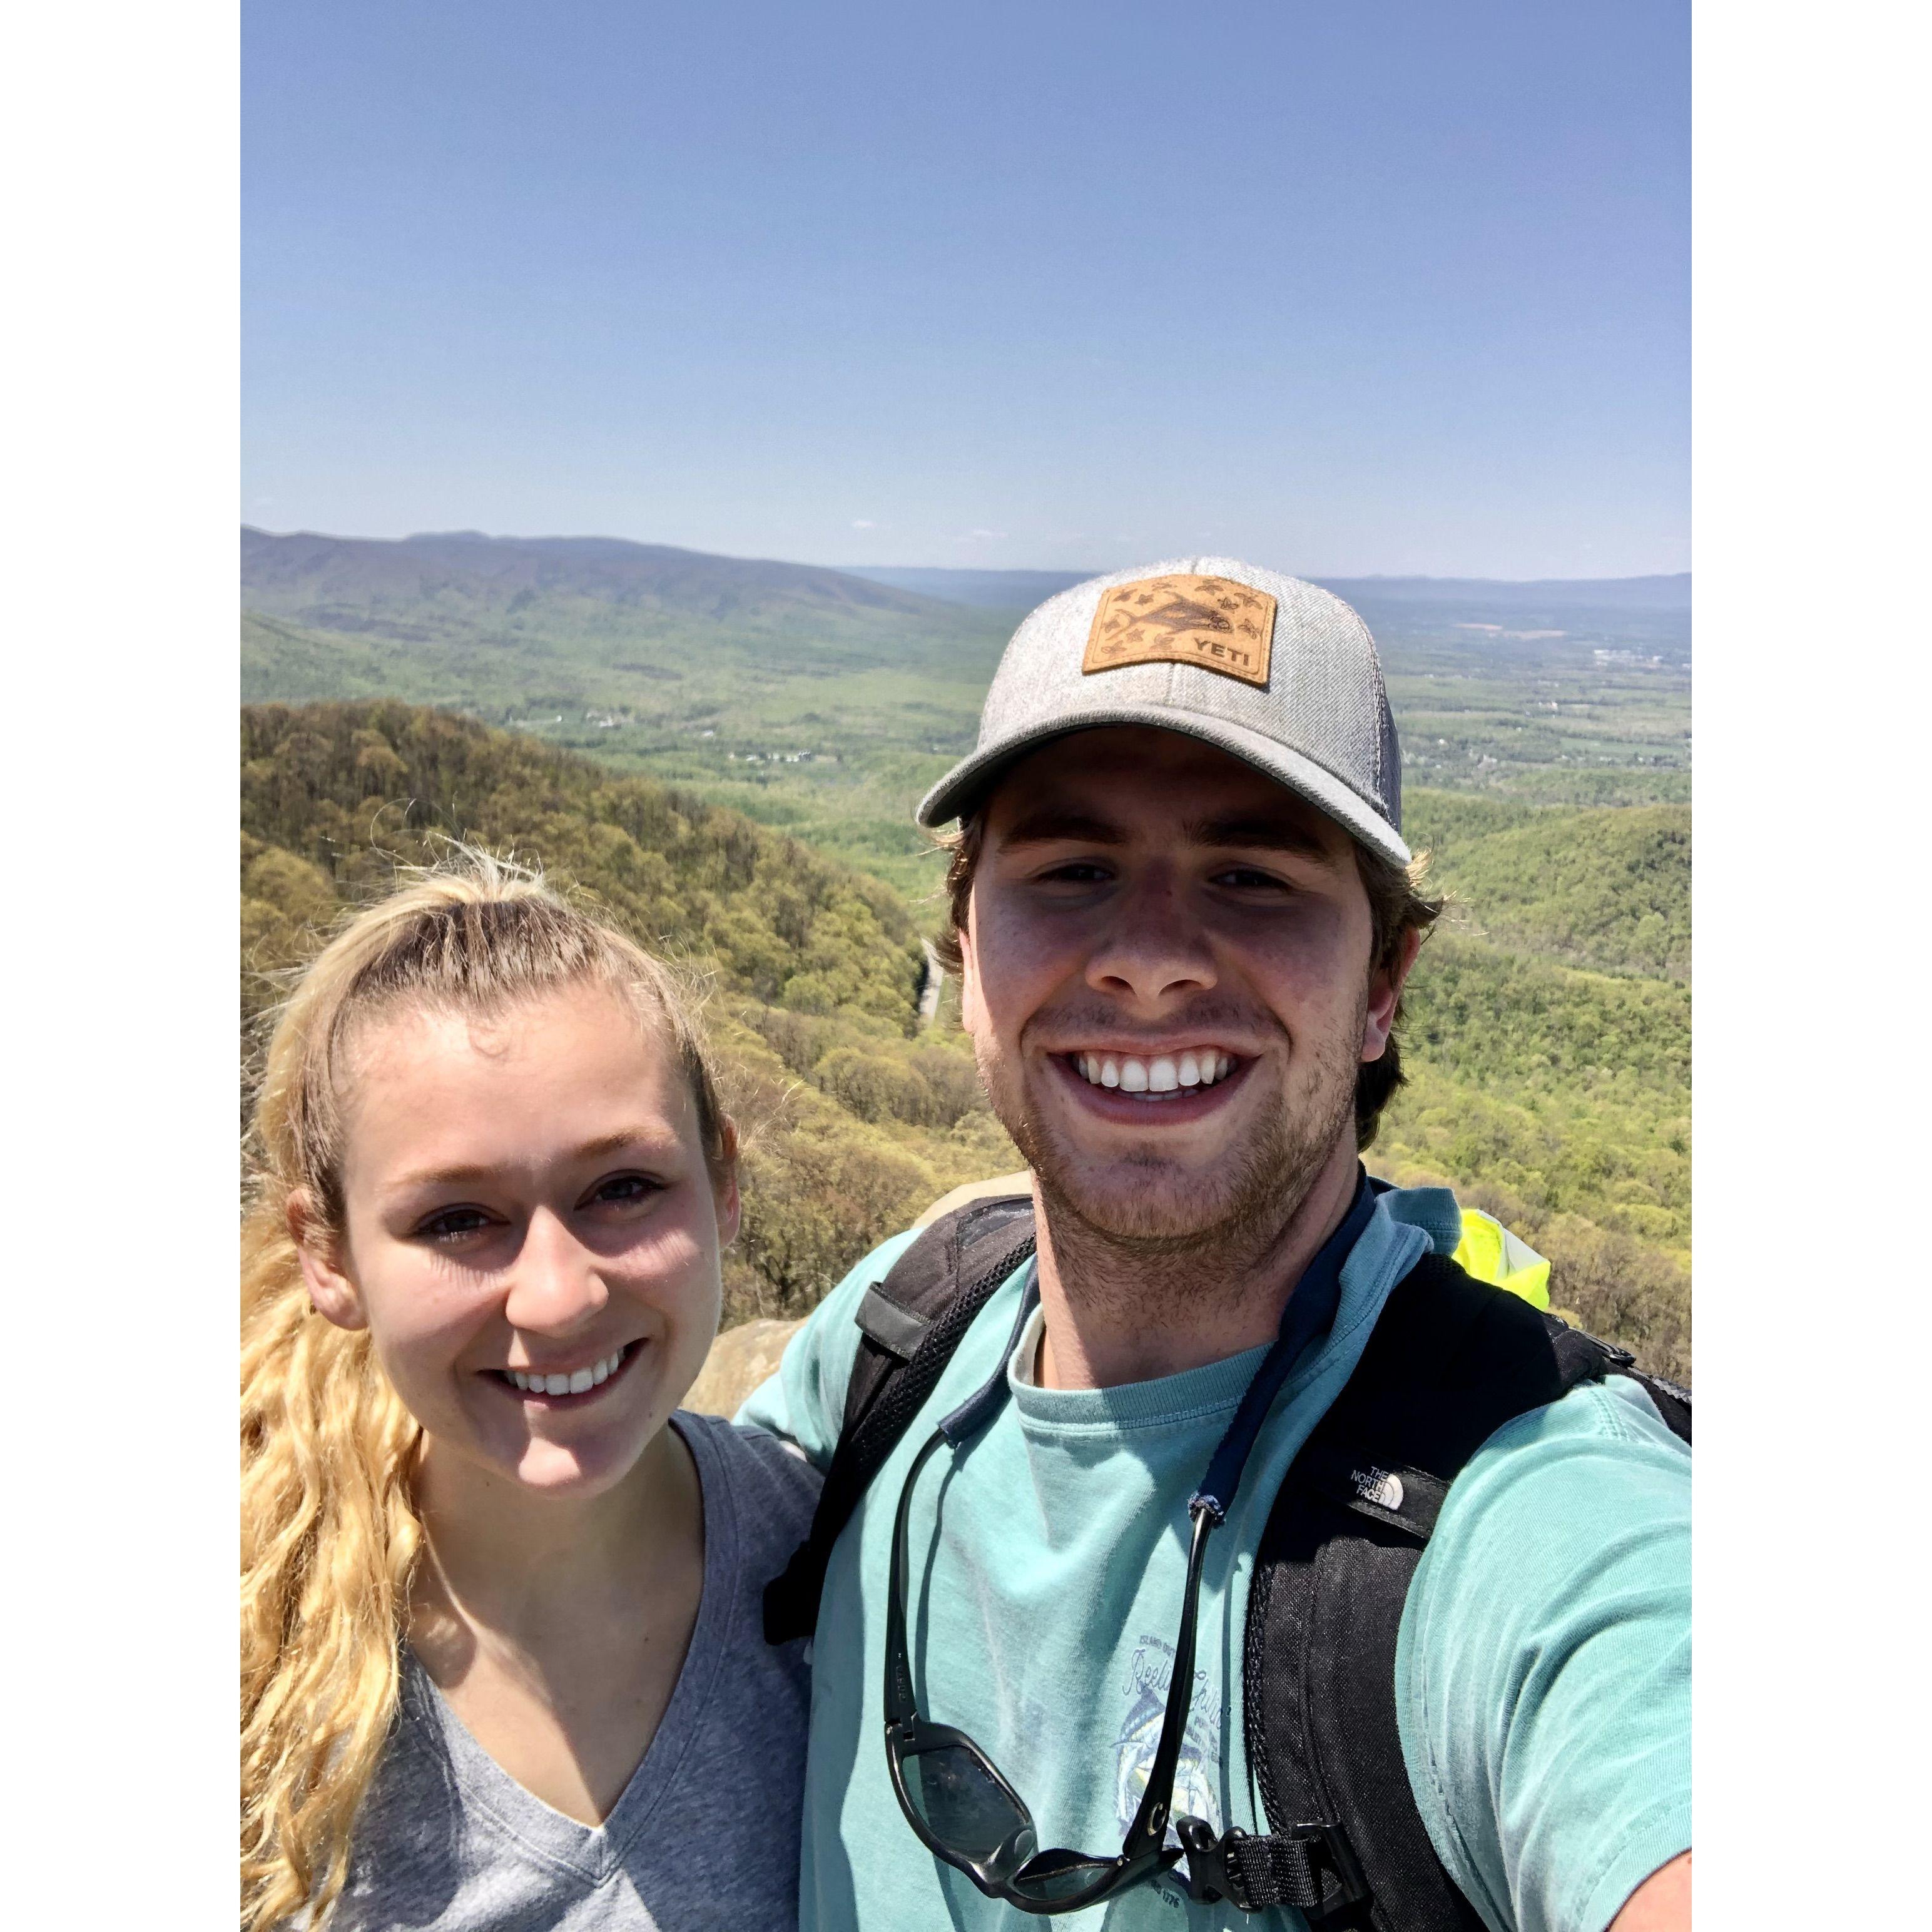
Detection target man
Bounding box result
[741,561,1689,1932]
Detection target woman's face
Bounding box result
[297,982,736,1499]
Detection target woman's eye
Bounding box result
[587,1173,660,1210]
[417,1206,494,1243]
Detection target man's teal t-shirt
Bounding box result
[738,1188,1689,1932]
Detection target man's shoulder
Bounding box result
[1395,1373,1691,1932]
[1408,1373,1690,1649]
[731,1223,931,1452]
[1457,1371,1690,1507]
[795,1179,1035,1389]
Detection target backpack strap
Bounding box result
[763,1194,1036,1644]
[1214,1253,1689,1927]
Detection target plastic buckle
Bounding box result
[1179,1816,1372,1919]
[1300,1819,1371,1926]
[1177,1818,1246,1909]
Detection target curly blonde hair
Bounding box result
[240,852,729,1930]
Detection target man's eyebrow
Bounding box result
[997,809,1130,848]
[1181,815,1338,862]
[995,807,1338,863]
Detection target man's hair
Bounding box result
[930,811,1442,1152]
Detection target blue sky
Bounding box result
[243,1,1688,579]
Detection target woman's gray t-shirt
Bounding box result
[333,1413,821,1931]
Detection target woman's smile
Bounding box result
[487,1338,644,1403]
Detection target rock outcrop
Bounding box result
[684,1316,803,1418]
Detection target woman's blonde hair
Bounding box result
[240,850,730,1931]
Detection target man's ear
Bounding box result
[288,1189,368,1332]
[1360,924,1426,1064]
[712,1117,743,1249]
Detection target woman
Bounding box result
[241,855,818,1929]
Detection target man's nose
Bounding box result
[1083,869,1218,1008]
[502,1209,609,1335]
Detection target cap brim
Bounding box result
[915,707,1410,867]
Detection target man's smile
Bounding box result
[1066,1045,1239,1091]
[1047,1047,1257,1123]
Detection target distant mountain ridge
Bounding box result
[837,566,1091,608]
[844,562,1692,614]
[242,526,974,633]
[1316,573,1690,612]
[243,532,1690,631]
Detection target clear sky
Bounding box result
[243,1,1688,579]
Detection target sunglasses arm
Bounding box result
[885,1430,948,1728]
[1119,1502,1217,1864]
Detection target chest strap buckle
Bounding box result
[1178,1816,1370,1919]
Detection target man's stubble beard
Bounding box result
[973,994,1367,1329]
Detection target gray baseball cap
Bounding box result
[915,556,1409,865]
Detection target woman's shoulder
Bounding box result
[673,1409,823,1571]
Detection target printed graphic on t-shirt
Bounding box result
[1116,1632,1220,1843]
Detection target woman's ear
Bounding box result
[712,1118,743,1248]
[287,1189,368,1331]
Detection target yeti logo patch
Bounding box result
[1083,574,1276,688]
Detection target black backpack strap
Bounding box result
[1220,1254,1689,1928]
[763,1195,1036,1644]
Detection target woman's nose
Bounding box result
[501,1209,609,1335]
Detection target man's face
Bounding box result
[958,727,1412,1247]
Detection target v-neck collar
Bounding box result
[398,1413,739,1886]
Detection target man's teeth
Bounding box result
[1075,1051,1235,1092]
[507,1348,626,1395]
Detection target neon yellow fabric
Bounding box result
[1453,1209,1552,1309]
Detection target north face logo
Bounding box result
[1350,1467,1405,1512]
[1082,574,1276,688]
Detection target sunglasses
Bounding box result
[880,1174,1375,1914]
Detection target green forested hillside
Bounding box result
[1375,930,1690,1380]
[1406,792,1690,979]
[242,702,1689,1381]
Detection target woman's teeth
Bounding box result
[506,1347,626,1396]
[1074,1050,1236,1094]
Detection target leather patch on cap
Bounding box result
[1082,574,1276,688]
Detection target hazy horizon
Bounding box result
[240,522,1690,592]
